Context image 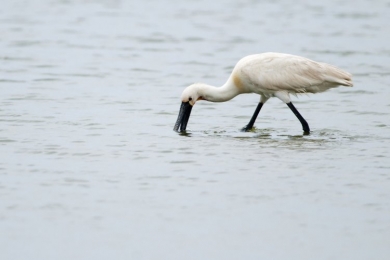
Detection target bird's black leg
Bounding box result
[241,102,264,132]
[286,102,310,134]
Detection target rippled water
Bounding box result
[1,0,390,259]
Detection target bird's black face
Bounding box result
[173,101,193,132]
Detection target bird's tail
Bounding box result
[323,63,353,87]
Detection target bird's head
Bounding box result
[180,83,205,106]
[173,84,206,132]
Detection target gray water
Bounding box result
[1,0,390,259]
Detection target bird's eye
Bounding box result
[189,97,192,101]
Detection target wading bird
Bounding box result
[174,52,353,134]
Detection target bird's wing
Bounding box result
[240,54,352,93]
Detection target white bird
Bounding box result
[174,52,353,133]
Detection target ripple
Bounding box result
[0,56,34,61]
[170,160,197,164]
[0,139,16,143]
[10,40,42,47]
[33,78,63,82]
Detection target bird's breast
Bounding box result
[232,72,245,92]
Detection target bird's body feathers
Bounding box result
[230,52,353,98]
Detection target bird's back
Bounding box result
[233,53,353,95]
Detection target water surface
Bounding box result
[1,0,390,259]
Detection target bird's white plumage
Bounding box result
[181,52,353,105]
[232,52,353,96]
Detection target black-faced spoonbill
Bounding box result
[174,52,353,134]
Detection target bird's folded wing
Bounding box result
[241,55,352,93]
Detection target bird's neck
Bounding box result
[199,79,240,102]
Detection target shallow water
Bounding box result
[1,0,390,259]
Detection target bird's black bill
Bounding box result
[173,102,193,132]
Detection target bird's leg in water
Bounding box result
[241,102,264,132]
[286,102,310,134]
